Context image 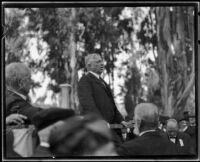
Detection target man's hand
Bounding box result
[121,121,133,128]
[6,113,27,125]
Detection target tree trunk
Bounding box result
[64,8,79,113]
[156,7,195,118]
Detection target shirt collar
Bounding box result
[139,129,156,136]
[89,71,100,79]
[182,126,188,132]
[8,88,27,101]
[40,142,50,148]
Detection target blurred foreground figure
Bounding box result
[5,62,75,157]
[166,119,195,155]
[117,103,179,156]
[33,121,64,157]
[49,114,118,156]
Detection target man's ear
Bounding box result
[19,79,25,88]
[139,120,145,130]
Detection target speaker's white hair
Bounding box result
[85,54,101,70]
[134,103,159,126]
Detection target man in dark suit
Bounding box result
[78,54,130,146]
[5,62,75,130]
[179,116,197,154]
[5,62,75,158]
[166,118,195,155]
[116,103,179,156]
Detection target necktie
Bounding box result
[99,77,106,88]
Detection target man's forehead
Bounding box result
[167,121,177,128]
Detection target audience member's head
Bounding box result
[158,115,170,132]
[6,62,32,95]
[85,54,104,75]
[166,119,178,138]
[178,119,188,132]
[49,114,117,156]
[133,103,159,135]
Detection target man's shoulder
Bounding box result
[6,90,26,107]
[123,136,144,146]
[178,131,191,140]
[185,126,196,136]
[79,73,95,83]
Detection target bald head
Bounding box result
[6,62,32,95]
[166,119,178,130]
[166,119,178,138]
[134,103,159,124]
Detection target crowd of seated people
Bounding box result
[4,62,197,158]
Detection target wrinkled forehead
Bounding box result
[85,54,102,64]
[167,121,178,129]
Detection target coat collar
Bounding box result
[7,88,27,101]
[87,73,114,98]
[89,71,100,79]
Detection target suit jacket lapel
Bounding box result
[100,79,114,98]
[87,73,105,88]
[87,73,113,98]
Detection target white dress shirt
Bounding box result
[139,129,156,136]
[89,71,100,79]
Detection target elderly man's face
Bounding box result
[166,122,178,138]
[89,55,104,75]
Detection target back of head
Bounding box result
[134,103,159,131]
[49,114,115,156]
[6,62,31,94]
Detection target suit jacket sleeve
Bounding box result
[78,76,102,117]
[113,106,124,123]
[9,100,75,130]
[106,85,124,123]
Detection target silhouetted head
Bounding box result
[49,114,117,156]
[133,103,159,135]
[6,62,32,95]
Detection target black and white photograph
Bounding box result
[2,1,200,161]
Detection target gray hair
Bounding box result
[85,54,101,70]
[166,118,178,128]
[6,62,30,90]
[134,103,159,128]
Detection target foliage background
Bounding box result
[4,5,196,119]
